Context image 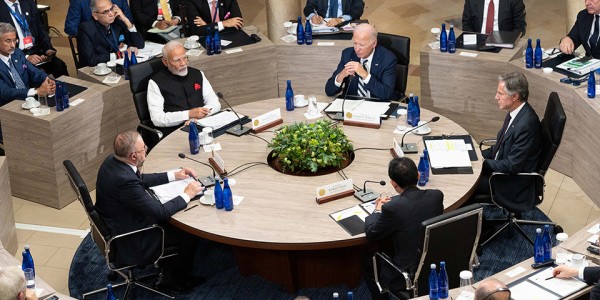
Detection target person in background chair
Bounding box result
[185,0,243,37]
[474,278,510,300]
[130,0,183,42]
[303,0,365,27]
[64,0,133,37]
[364,157,444,300]
[325,23,397,101]
[0,266,38,300]
[147,40,220,138]
[560,0,600,58]
[462,0,527,36]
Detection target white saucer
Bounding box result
[184,43,200,50]
[295,100,309,108]
[30,107,50,116]
[565,260,589,268]
[94,68,111,76]
[199,196,214,205]
[22,101,40,109]
[414,127,432,135]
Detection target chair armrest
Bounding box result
[479,138,497,151]
[138,124,164,139]
[106,224,166,265]
[373,252,412,294]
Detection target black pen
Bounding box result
[544,276,554,280]
[184,204,199,212]
[181,166,199,181]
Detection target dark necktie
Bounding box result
[358,59,369,98]
[590,15,600,47]
[13,3,22,16]
[328,0,339,18]
[485,0,494,34]
[493,113,511,158]
[9,57,26,89]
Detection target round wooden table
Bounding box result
[142,96,483,291]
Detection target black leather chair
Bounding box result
[67,36,81,69]
[373,204,482,299]
[478,92,566,247]
[63,160,176,299]
[127,59,166,152]
[377,33,410,101]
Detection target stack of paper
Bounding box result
[424,139,472,168]
[197,111,241,130]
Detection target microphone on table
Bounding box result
[354,180,386,203]
[216,92,251,136]
[400,116,440,154]
[178,153,217,187]
[333,74,356,121]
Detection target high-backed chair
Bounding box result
[127,59,166,151]
[377,33,410,101]
[63,160,175,299]
[478,92,566,247]
[373,204,483,299]
[67,36,81,69]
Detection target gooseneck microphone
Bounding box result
[400,116,440,154]
[178,153,217,187]
[216,92,251,136]
[354,179,386,203]
[333,74,356,121]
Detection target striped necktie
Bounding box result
[358,59,369,98]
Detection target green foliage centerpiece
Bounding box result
[268,120,354,175]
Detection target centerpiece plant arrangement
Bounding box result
[268,120,354,174]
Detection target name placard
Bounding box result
[252,108,283,133]
[343,110,381,129]
[208,151,226,176]
[391,138,404,158]
[315,179,355,204]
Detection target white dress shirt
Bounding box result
[206,0,225,32]
[127,163,191,203]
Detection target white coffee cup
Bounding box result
[571,254,586,268]
[415,120,431,134]
[184,38,192,48]
[95,63,108,74]
[202,127,214,144]
[203,190,215,205]
[25,97,36,108]
[294,94,307,107]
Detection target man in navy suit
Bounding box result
[77,0,144,67]
[560,0,600,58]
[130,0,183,41]
[304,0,365,27]
[0,0,68,77]
[185,0,243,37]
[476,72,542,211]
[64,0,133,37]
[95,130,204,292]
[462,0,527,35]
[364,157,444,300]
[554,265,600,300]
[325,23,397,101]
[0,22,54,144]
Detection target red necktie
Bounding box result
[485,0,494,34]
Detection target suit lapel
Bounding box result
[502,103,529,143]
[0,59,11,81]
[370,47,381,76]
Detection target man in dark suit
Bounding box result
[476,72,542,211]
[304,0,365,27]
[0,0,68,78]
[560,1,600,58]
[462,0,527,35]
[474,278,510,300]
[130,0,183,42]
[95,130,204,292]
[554,265,600,300]
[325,23,397,101]
[64,0,133,37]
[0,22,54,144]
[77,0,144,67]
[185,0,243,37]
[364,157,444,300]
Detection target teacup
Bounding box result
[95,63,109,74]
[415,120,431,134]
[203,190,215,205]
[25,97,36,108]
[294,94,307,107]
[571,254,586,268]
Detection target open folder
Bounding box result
[329,201,376,236]
[423,135,478,175]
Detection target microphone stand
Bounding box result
[216,92,251,136]
[178,153,217,187]
[333,75,356,121]
[354,180,386,203]
[399,116,440,153]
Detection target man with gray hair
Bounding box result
[147,40,221,140]
[77,0,144,67]
[474,71,542,209]
[325,23,397,101]
[0,266,37,300]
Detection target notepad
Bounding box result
[330,201,377,236]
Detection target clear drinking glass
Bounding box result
[396,109,407,131]
[458,270,474,299]
[24,268,35,289]
[37,94,50,115]
[556,233,569,264]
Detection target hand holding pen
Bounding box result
[311,9,324,24]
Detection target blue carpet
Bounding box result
[68,206,554,299]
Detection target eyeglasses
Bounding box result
[134,145,148,154]
[95,5,116,16]
[481,287,511,300]
[2,38,18,45]
[169,56,189,65]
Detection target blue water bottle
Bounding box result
[534,39,542,69]
[347,291,353,300]
[429,264,439,300]
[305,20,313,45]
[106,283,117,300]
[223,177,233,211]
[188,120,199,154]
[418,154,427,186]
[407,93,414,126]
[542,225,552,261]
[130,51,138,65]
[413,95,421,125]
[285,80,294,111]
[534,228,545,263]
[55,81,64,111]
[62,82,69,109]
[589,69,596,99]
[448,24,456,53]
[214,176,223,209]
[525,39,533,68]
[423,148,430,182]
[206,27,214,56]
[438,261,449,299]
[21,245,35,276]
[440,24,447,53]
[297,16,305,45]
[213,29,222,54]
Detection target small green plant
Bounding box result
[268,120,353,173]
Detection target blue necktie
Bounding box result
[358,59,369,98]
[9,57,26,89]
[328,0,339,18]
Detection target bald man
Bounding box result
[474,278,510,300]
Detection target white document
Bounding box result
[221,40,232,46]
[528,268,588,297]
[148,25,177,33]
[510,280,560,300]
[350,101,391,116]
[463,34,477,45]
[425,139,472,168]
[330,205,370,222]
[196,111,241,130]
[588,223,600,234]
[150,177,198,204]
[325,99,365,113]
